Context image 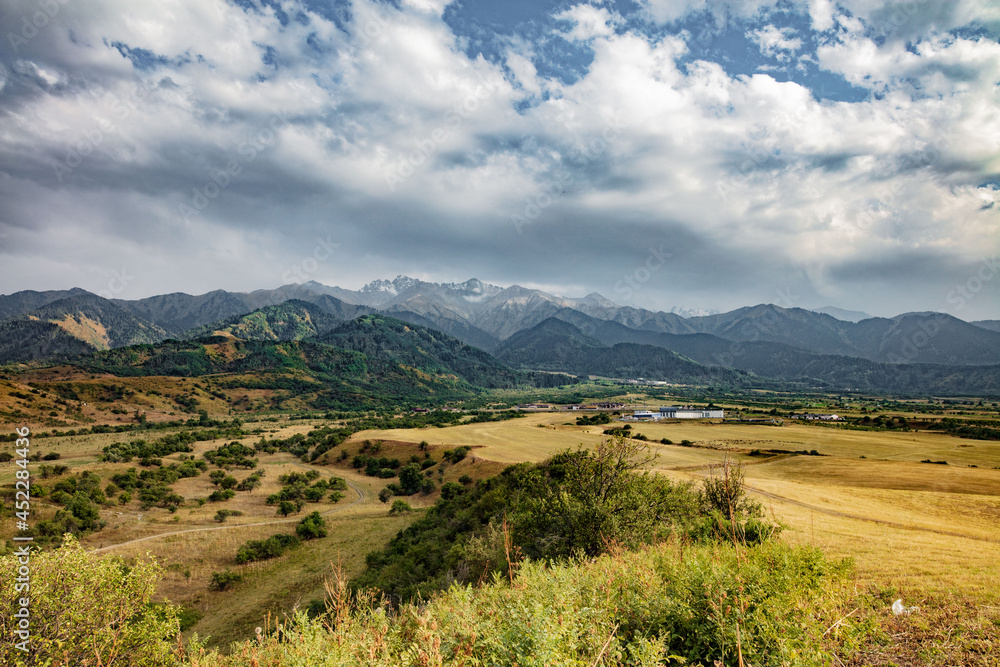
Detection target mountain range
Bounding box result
[1,276,999,395]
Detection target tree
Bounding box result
[278,500,299,516]
[398,462,424,495]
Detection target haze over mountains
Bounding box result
[1,276,999,395]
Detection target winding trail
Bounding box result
[91,477,367,554]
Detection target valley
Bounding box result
[1,279,999,664]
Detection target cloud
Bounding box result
[749,25,803,61]
[807,0,836,31]
[553,4,619,41]
[0,0,997,320]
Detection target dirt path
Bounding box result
[91,477,368,554]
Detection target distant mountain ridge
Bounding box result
[0,293,168,363]
[810,306,872,323]
[502,316,1000,395]
[974,320,1000,333]
[1,278,998,394]
[494,318,748,385]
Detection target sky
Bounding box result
[0,0,998,320]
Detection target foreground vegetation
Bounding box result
[187,539,869,667]
[2,441,868,667]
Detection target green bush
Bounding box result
[209,569,243,591]
[208,489,235,502]
[389,500,413,515]
[0,535,178,666]
[214,509,244,523]
[235,533,301,564]
[352,437,722,601]
[296,512,328,540]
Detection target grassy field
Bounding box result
[0,417,434,650]
[355,410,1000,606]
[3,395,1000,655]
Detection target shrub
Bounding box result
[442,446,470,464]
[235,534,301,564]
[0,535,178,666]
[296,512,328,540]
[209,569,243,591]
[701,457,761,520]
[303,486,325,502]
[214,509,244,523]
[389,500,413,515]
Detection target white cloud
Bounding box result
[638,0,774,25]
[807,0,836,31]
[553,4,619,41]
[749,25,803,61]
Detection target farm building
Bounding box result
[659,406,724,419]
[627,406,725,420]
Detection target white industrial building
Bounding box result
[659,406,724,419]
[629,406,724,420]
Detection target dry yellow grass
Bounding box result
[361,412,1000,608]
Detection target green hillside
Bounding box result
[0,318,97,364]
[180,300,341,341]
[71,315,569,410]
[319,314,526,389]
